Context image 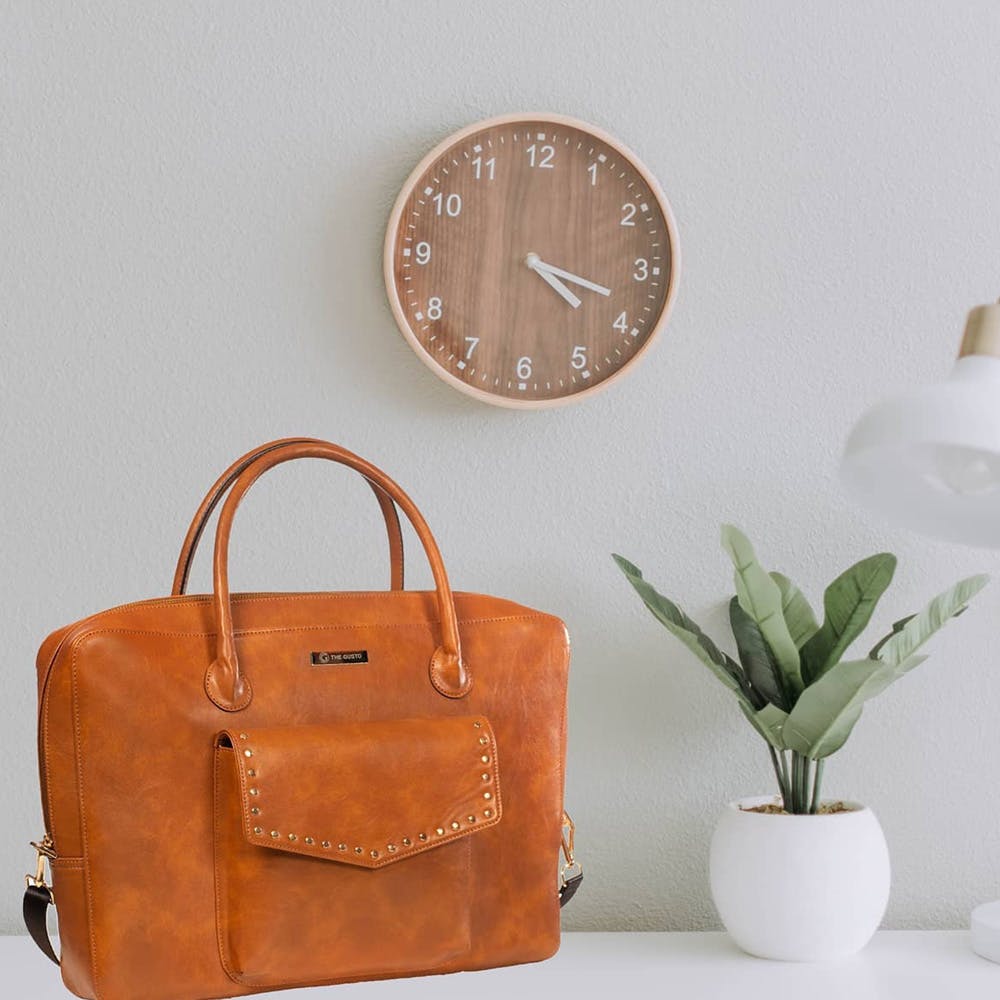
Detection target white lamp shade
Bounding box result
[841,355,1000,547]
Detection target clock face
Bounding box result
[384,113,680,408]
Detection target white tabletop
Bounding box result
[3,931,997,999]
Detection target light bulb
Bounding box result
[919,446,1000,498]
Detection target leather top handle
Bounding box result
[172,437,405,596]
[204,441,471,711]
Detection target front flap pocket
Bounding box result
[220,715,501,865]
[214,715,500,989]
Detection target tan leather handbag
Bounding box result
[25,439,581,1000]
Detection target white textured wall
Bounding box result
[4,1,1000,936]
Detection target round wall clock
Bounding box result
[383,112,680,408]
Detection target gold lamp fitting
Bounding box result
[958,301,1000,359]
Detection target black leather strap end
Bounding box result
[23,884,59,965]
[559,871,583,908]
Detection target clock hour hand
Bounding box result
[530,257,612,297]
[525,253,582,308]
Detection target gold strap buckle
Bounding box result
[560,811,582,887]
[26,836,56,895]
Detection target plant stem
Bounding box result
[779,750,791,806]
[767,745,785,804]
[810,759,825,814]
[790,751,813,814]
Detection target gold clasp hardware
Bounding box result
[560,811,582,887]
[26,835,56,895]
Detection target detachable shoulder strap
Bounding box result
[23,883,58,965]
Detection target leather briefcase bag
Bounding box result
[25,438,581,1000]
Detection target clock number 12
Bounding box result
[526,144,555,169]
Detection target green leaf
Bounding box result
[800,553,897,685]
[730,597,788,710]
[613,554,754,708]
[783,655,926,759]
[720,526,803,697]
[868,616,915,659]
[875,574,989,667]
[771,572,820,648]
[741,702,789,751]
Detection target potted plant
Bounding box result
[614,526,988,961]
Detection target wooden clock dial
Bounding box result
[384,113,680,408]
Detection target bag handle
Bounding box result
[204,440,471,711]
[172,437,405,595]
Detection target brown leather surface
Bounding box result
[34,439,571,1000]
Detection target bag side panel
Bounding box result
[40,648,96,998]
[49,858,93,999]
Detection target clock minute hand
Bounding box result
[532,259,612,297]
[525,253,582,309]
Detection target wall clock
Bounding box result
[384,112,680,408]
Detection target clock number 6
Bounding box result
[517,356,533,380]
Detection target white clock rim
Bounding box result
[383,111,681,410]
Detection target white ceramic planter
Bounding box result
[709,796,890,962]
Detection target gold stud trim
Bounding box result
[243,719,498,860]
